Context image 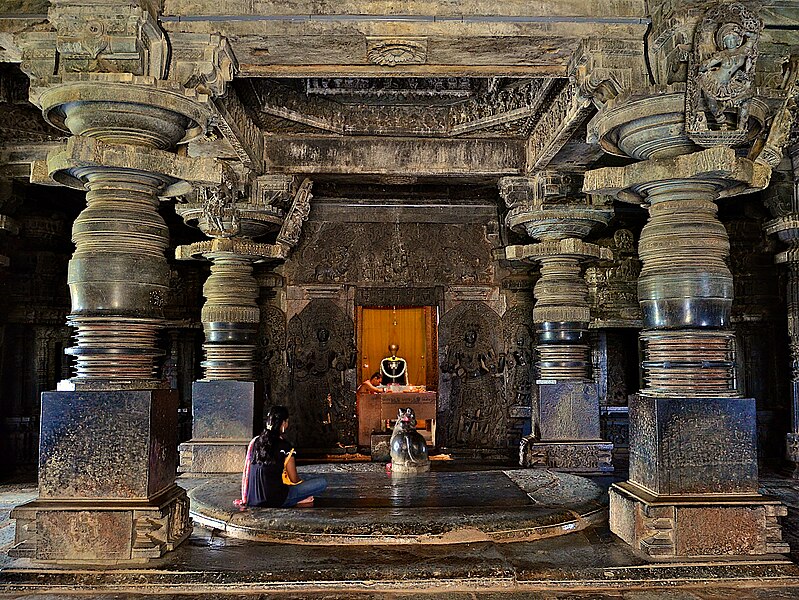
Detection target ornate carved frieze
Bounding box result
[284,222,495,287]
[212,87,265,173]
[306,77,474,100]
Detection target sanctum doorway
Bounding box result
[355,305,439,448]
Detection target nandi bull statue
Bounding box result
[389,407,430,474]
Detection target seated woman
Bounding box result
[237,405,327,508]
[357,371,383,394]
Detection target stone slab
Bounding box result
[187,466,606,544]
[628,394,758,496]
[38,389,178,500]
[609,481,789,557]
[191,380,260,441]
[538,381,601,441]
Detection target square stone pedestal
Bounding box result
[10,389,191,564]
[609,481,789,557]
[520,381,613,473]
[179,380,261,474]
[609,394,789,557]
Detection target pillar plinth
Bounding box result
[500,173,614,473]
[584,83,788,555]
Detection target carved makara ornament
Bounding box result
[686,2,763,146]
[366,38,427,66]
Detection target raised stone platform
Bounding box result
[187,463,607,544]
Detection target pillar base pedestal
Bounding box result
[609,481,789,557]
[9,484,191,564]
[179,440,249,474]
[178,380,260,474]
[520,438,613,473]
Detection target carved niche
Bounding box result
[284,222,495,286]
[438,302,506,449]
[285,300,356,448]
[501,305,537,446]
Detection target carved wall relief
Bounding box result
[501,305,537,445]
[438,302,506,449]
[256,303,288,413]
[283,222,496,287]
[285,299,356,449]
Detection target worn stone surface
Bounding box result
[628,394,758,496]
[189,380,259,441]
[538,382,601,441]
[38,390,179,500]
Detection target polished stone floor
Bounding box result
[1,463,799,598]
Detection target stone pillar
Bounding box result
[585,85,788,556]
[10,2,235,564]
[764,141,799,476]
[176,175,311,473]
[500,172,614,473]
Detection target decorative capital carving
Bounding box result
[568,38,647,107]
[366,38,427,67]
[168,33,237,98]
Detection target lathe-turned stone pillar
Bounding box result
[176,176,312,473]
[500,172,614,473]
[10,1,236,564]
[764,141,799,476]
[585,84,788,556]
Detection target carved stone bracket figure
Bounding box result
[686,3,763,146]
[500,172,614,474]
[9,0,236,565]
[584,21,790,553]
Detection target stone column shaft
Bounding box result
[201,252,259,381]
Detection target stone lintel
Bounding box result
[264,136,524,177]
[609,481,789,557]
[583,146,773,204]
[504,239,611,262]
[33,135,225,190]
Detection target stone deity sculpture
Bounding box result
[441,328,506,447]
[381,344,408,385]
